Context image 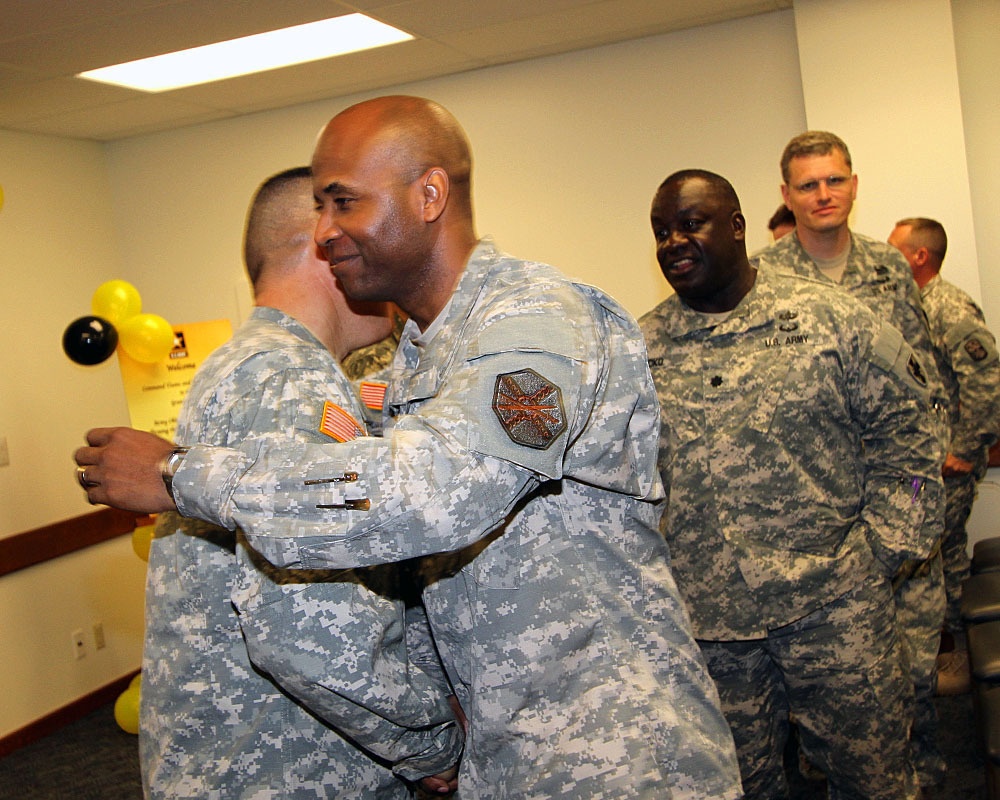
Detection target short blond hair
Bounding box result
[780,131,852,183]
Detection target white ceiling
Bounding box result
[0,0,790,142]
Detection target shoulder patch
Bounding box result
[492,369,567,450]
[359,380,387,410]
[319,401,365,442]
[965,338,989,362]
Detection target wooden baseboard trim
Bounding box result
[0,508,147,578]
[0,669,140,758]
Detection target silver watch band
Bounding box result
[160,446,190,500]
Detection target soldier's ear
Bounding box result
[420,168,449,223]
[732,211,746,241]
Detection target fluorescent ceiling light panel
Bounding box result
[76,14,413,92]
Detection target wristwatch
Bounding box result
[160,446,190,500]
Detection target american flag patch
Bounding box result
[319,402,365,442]
[359,381,387,411]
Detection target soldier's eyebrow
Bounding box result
[320,181,354,196]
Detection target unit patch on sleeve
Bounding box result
[319,401,365,442]
[492,368,567,450]
[965,338,989,362]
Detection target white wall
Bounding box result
[105,10,805,326]
[1,0,998,737]
[0,130,132,535]
[951,0,1000,550]
[0,130,146,736]
[795,0,980,303]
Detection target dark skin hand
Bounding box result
[74,427,177,512]
[418,765,459,795]
[418,696,466,795]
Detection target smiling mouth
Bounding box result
[667,256,698,275]
[328,252,360,269]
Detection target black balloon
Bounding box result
[62,315,119,365]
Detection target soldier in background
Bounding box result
[753,130,949,789]
[642,168,941,799]
[767,203,795,241]
[889,217,1000,695]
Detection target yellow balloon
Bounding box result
[91,280,142,325]
[119,313,175,363]
[129,671,143,690]
[114,685,141,734]
[132,524,155,561]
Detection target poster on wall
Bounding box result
[118,319,233,440]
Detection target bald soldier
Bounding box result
[75,96,741,799]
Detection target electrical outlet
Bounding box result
[93,622,106,650]
[72,629,87,660]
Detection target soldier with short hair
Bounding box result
[755,130,950,789]
[890,216,1000,695]
[641,168,942,799]
[140,166,462,799]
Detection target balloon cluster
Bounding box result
[62,280,174,365]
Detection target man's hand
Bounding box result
[74,427,177,512]
[942,452,975,478]
[417,764,458,796]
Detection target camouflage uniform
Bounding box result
[171,239,743,800]
[752,231,949,786]
[342,311,405,381]
[141,306,462,799]
[640,265,942,800]
[920,274,1000,636]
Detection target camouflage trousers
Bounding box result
[698,576,918,800]
[942,474,978,640]
[894,550,947,786]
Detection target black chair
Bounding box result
[974,537,1000,575]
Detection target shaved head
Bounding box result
[243,166,315,288]
[316,95,473,216]
[310,96,479,328]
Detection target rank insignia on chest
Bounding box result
[319,401,365,442]
[492,369,567,450]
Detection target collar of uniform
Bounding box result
[249,305,325,350]
[920,273,942,300]
[392,237,499,401]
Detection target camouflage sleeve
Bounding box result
[228,365,463,777]
[896,272,951,444]
[855,321,945,576]
[233,546,463,780]
[172,314,601,569]
[945,313,1000,460]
